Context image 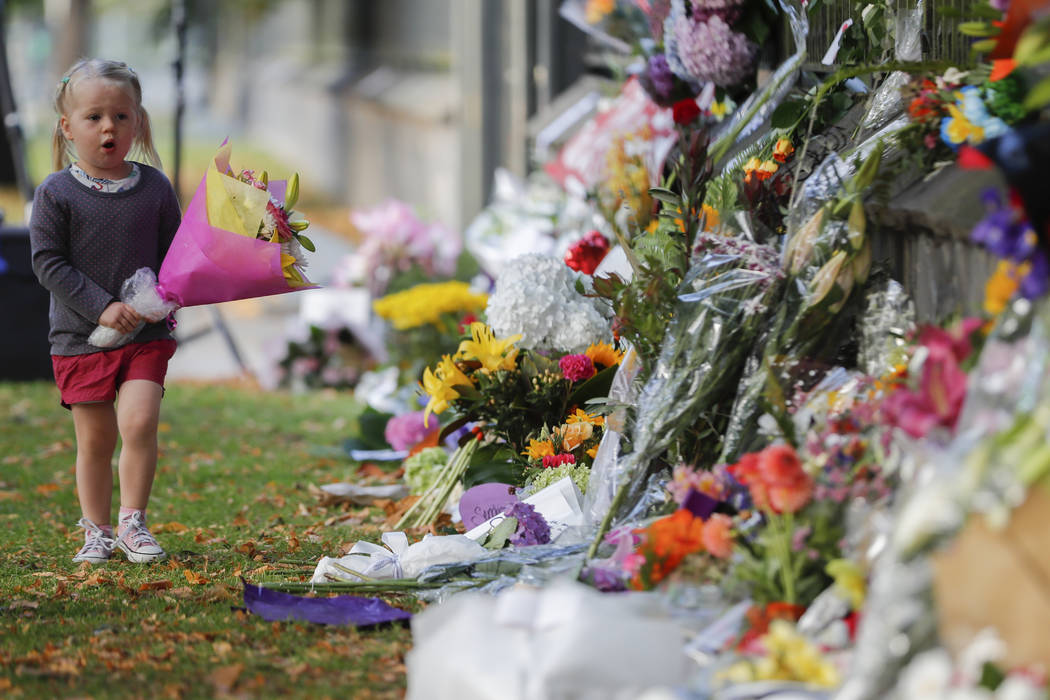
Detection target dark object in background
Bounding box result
[979,122,1050,241]
[0,226,53,380]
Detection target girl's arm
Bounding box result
[29,185,117,323]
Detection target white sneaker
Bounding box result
[115,511,166,563]
[72,518,114,564]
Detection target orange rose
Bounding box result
[558,421,594,451]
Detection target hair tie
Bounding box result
[60,76,70,85]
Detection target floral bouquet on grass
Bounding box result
[350,199,461,297]
[422,323,622,457]
[372,280,489,383]
[88,142,315,347]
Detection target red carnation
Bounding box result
[564,230,610,275]
[559,354,596,382]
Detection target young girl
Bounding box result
[30,59,182,564]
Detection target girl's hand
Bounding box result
[99,302,143,334]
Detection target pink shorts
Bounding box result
[52,339,177,409]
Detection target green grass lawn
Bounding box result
[0,381,415,699]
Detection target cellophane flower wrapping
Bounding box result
[87,142,314,347]
[603,234,784,525]
[86,268,178,348]
[719,144,885,462]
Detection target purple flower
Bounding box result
[1021,250,1050,299]
[644,54,675,103]
[582,566,629,592]
[503,501,551,547]
[384,411,430,451]
[971,190,1034,259]
[971,187,1050,302]
[689,0,745,24]
[666,2,756,87]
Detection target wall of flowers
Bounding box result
[264,0,1050,697]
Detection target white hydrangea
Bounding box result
[485,253,612,353]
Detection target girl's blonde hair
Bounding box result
[51,58,162,173]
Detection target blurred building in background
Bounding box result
[4,0,593,232]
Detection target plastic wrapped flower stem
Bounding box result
[87,267,178,348]
[395,437,480,530]
[586,235,784,558]
[719,143,885,462]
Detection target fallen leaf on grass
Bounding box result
[9,600,39,610]
[183,569,209,585]
[384,496,421,528]
[153,522,189,534]
[139,580,173,592]
[209,663,244,694]
[0,490,23,501]
[231,513,250,527]
[35,483,60,496]
[76,572,109,589]
[355,463,389,480]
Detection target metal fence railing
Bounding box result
[801,0,978,70]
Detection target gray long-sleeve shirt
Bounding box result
[29,164,181,356]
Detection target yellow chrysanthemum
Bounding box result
[522,439,555,460]
[585,342,623,369]
[372,281,488,330]
[762,620,841,687]
[710,100,728,120]
[586,446,598,459]
[984,259,1023,316]
[456,322,521,373]
[420,355,474,427]
[565,408,605,427]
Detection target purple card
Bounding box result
[459,483,519,529]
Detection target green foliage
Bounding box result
[462,444,524,489]
[480,516,518,550]
[704,174,740,216]
[461,364,571,455]
[984,75,1029,123]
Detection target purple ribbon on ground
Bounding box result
[682,488,719,521]
[242,580,412,627]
